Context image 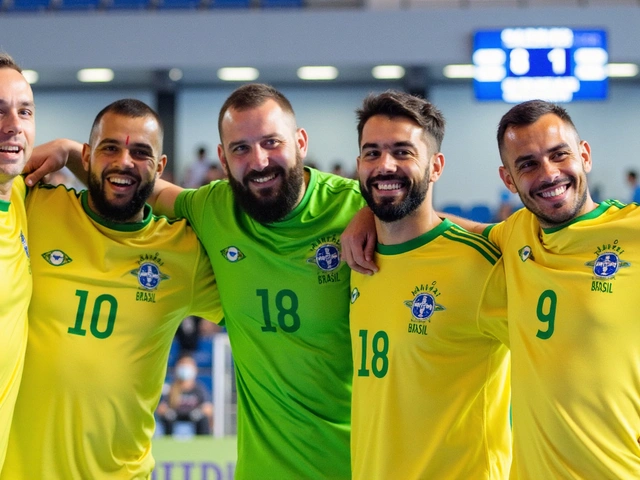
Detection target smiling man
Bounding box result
[481,100,640,479]
[24,84,366,479]
[0,53,33,472]
[349,90,510,479]
[149,83,366,479]
[345,99,640,478]
[2,99,221,479]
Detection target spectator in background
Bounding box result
[331,162,345,177]
[183,146,214,188]
[204,163,226,183]
[157,355,213,436]
[175,316,203,354]
[626,170,640,204]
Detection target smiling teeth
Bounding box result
[540,186,567,198]
[253,174,276,183]
[378,183,402,191]
[0,146,19,153]
[109,177,133,185]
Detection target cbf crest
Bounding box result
[585,239,630,294]
[130,253,170,303]
[404,281,445,336]
[307,234,343,285]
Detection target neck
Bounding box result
[377,201,442,246]
[0,177,14,201]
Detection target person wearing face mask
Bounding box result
[157,354,213,436]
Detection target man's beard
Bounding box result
[360,168,430,223]
[518,176,587,228]
[87,167,154,223]
[227,152,305,224]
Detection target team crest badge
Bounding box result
[130,260,169,290]
[221,246,246,263]
[518,245,534,262]
[42,249,72,266]
[351,287,360,304]
[307,242,341,272]
[585,251,630,279]
[404,293,445,321]
[585,240,630,280]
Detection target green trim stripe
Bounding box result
[442,228,500,265]
[447,224,501,258]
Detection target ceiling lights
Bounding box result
[22,70,39,84]
[372,65,405,80]
[77,68,114,83]
[607,63,639,78]
[297,66,338,81]
[217,67,259,82]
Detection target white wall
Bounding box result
[35,90,156,145]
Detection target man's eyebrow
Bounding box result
[0,99,35,109]
[228,134,280,150]
[514,143,570,166]
[97,138,153,151]
[361,141,415,150]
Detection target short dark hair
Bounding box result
[356,90,446,152]
[0,52,22,74]
[217,83,296,140]
[90,98,163,146]
[628,170,637,181]
[497,100,579,161]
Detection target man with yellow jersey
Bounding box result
[345,99,640,479]
[2,99,221,479]
[480,100,640,479]
[349,91,510,479]
[0,53,33,472]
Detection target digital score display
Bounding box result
[473,28,608,103]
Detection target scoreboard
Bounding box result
[473,28,608,103]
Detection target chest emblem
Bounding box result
[403,282,445,336]
[221,246,246,263]
[307,242,341,272]
[404,293,445,321]
[518,245,533,262]
[351,287,360,304]
[130,254,170,290]
[585,240,630,280]
[19,230,30,259]
[42,249,72,266]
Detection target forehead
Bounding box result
[504,113,575,150]
[0,68,34,106]
[220,99,295,142]
[94,112,161,146]
[361,115,426,146]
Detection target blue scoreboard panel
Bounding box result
[473,28,608,103]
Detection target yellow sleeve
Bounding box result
[477,257,509,348]
[190,241,223,325]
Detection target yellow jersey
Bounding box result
[486,200,640,479]
[350,219,510,480]
[3,185,221,480]
[0,177,30,470]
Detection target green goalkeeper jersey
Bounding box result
[175,168,366,480]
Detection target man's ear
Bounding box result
[499,165,518,194]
